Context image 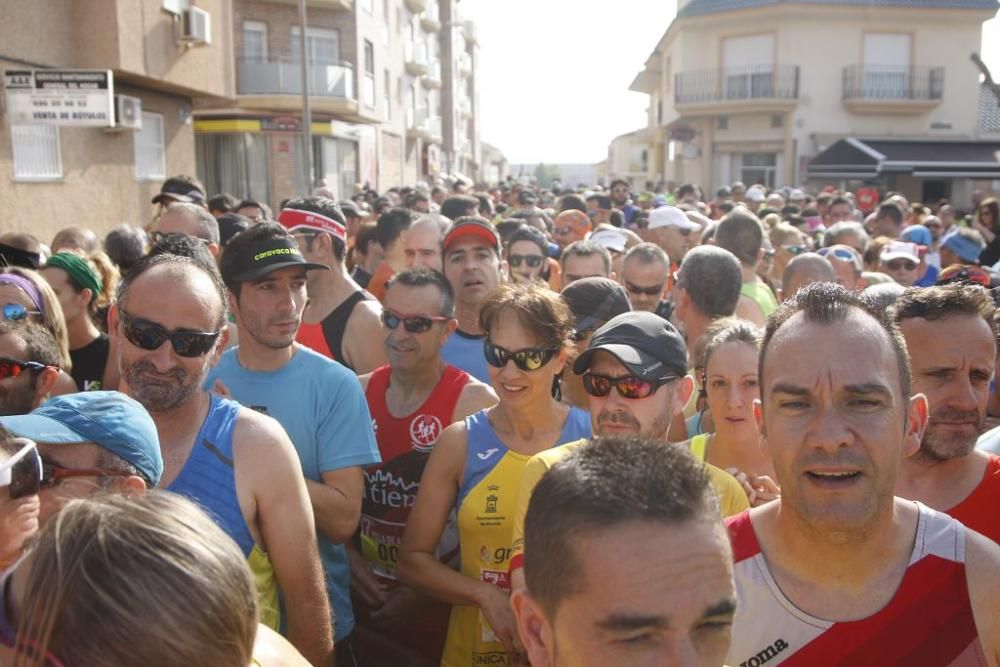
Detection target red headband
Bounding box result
[277,208,346,241]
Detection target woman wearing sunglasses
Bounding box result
[683,319,779,507]
[399,283,590,667]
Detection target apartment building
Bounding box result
[628,0,999,204]
[194,0,482,207]
[0,0,233,240]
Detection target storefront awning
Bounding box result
[807,137,1000,180]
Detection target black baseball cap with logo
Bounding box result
[221,236,328,283]
[573,311,688,379]
[152,177,206,205]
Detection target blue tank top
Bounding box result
[168,394,255,557]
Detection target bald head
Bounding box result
[51,225,99,254]
[781,254,836,302]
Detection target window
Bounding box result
[11,124,62,180]
[771,113,783,128]
[862,33,911,98]
[740,152,777,189]
[243,21,268,62]
[291,27,340,64]
[722,34,775,100]
[134,111,165,181]
[717,116,729,130]
[384,69,392,119]
[363,40,376,107]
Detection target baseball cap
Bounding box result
[880,241,920,264]
[941,230,985,263]
[442,217,501,254]
[217,213,252,247]
[0,391,163,487]
[151,177,206,205]
[560,278,631,334]
[653,195,668,207]
[589,228,628,254]
[221,235,328,283]
[648,205,700,232]
[573,311,688,380]
[338,199,361,219]
[900,224,932,247]
[746,188,766,203]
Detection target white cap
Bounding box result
[649,205,700,231]
[589,228,628,253]
[746,188,766,203]
[790,188,805,200]
[880,241,920,263]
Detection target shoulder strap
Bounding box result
[320,290,371,371]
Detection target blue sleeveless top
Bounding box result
[168,394,255,557]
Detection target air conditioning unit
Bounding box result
[107,94,142,132]
[180,6,211,45]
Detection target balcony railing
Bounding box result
[237,58,354,99]
[422,1,440,30]
[406,107,442,139]
[842,65,944,101]
[674,65,800,105]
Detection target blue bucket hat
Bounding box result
[0,391,162,487]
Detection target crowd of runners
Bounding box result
[0,174,999,666]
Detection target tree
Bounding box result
[533,163,560,189]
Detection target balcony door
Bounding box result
[722,34,774,100]
[291,27,340,65]
[862,33,910,99]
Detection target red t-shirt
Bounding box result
[948,454,1000,543]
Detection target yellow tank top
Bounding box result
[690,433,709,462]
[249,545,280,631]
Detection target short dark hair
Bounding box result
[623,242,669,269]
[558,194,588,214]
[480,282,574,350]
[828,195,852,211]
[677,183,697,199]
[760,281,911,400]
[877,202,904,226]
[118,253,228,329]
[715,209,764,265]
[207,193,238,214]
[353,222,378,257]
[385,267,455,318]
[586,194,612,210]
[609,179,628,190]
[147,232,217,274]
[561,240,612,276]
[506,225,548,257]
[219,223,297,298]
[524,436,718,617]
[163,202,220,244]
[440,195,480,222]
[891,284,998,341]
[0,320,61,368]
[375,207,414,249]
[103,225,147,273]
[676,246,742,318]
[474,192,495,218]
[281,196,347,261]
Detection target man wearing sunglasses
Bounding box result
[621,242,672,318]
[285,197,388,376]
[879,241,921,288]
[505,225,549,286]
[0,391,161,526]
[818,244,865,291]
[508,312,750,592]
[551,210,591,251]
[112,252,335,666]
[0,321,61,417]
[351,268,497,663]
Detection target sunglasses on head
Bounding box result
[819,247,858,263]
[0,356,48,380]
[2,303,41,322]
[120,309,221,358]
[507,254,544,269]
[781,244,808,256]
[582,373,678,400]
[625,282,664,297]
[381,308,450,334]
[0,439,42,499]
[484,340,559,372]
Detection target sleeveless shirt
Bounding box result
[361,364,470,580]
[440,407,591,667]
[296,290,372,371]
[741,280,779,319]
[726,503,987,667]
[167,394,280,629]
[948,454,1000,543]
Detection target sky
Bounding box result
[460,0,1000,166]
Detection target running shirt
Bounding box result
[366,262,396,302]
[69,333,109,391]
[296,290,373,372]
[725,503,987,666]
[207,346,380,642]
[509,438,749,573]
[741,280,779,319]
[167,393,280,629]
[361,364,470,580]
[947,454,1000,543]
[441,329,490,384]
[441,407,591,667]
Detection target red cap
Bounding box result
[443,218,500,254]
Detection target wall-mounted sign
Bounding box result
[4,70,114,127]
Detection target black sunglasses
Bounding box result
[625,282,664,297]
[381,308,450,334]
[0,439,42,499]
[582,373,678,399]
[120,309,221,358]
[0,356,47,380]
[484,340,559,372]
[508,254,545,269]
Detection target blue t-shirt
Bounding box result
[207,345,380,641]
[441,329,489,384]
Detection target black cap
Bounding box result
[152,178,206,205]
[573,311,688,379]
[338,199,361,219]
[217,213,252,247]
[560,278,631,333]
[221,236,329,282]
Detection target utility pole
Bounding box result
[298,0,313,194]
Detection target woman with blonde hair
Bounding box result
[0,491,308,667]
[40,251,120,391]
